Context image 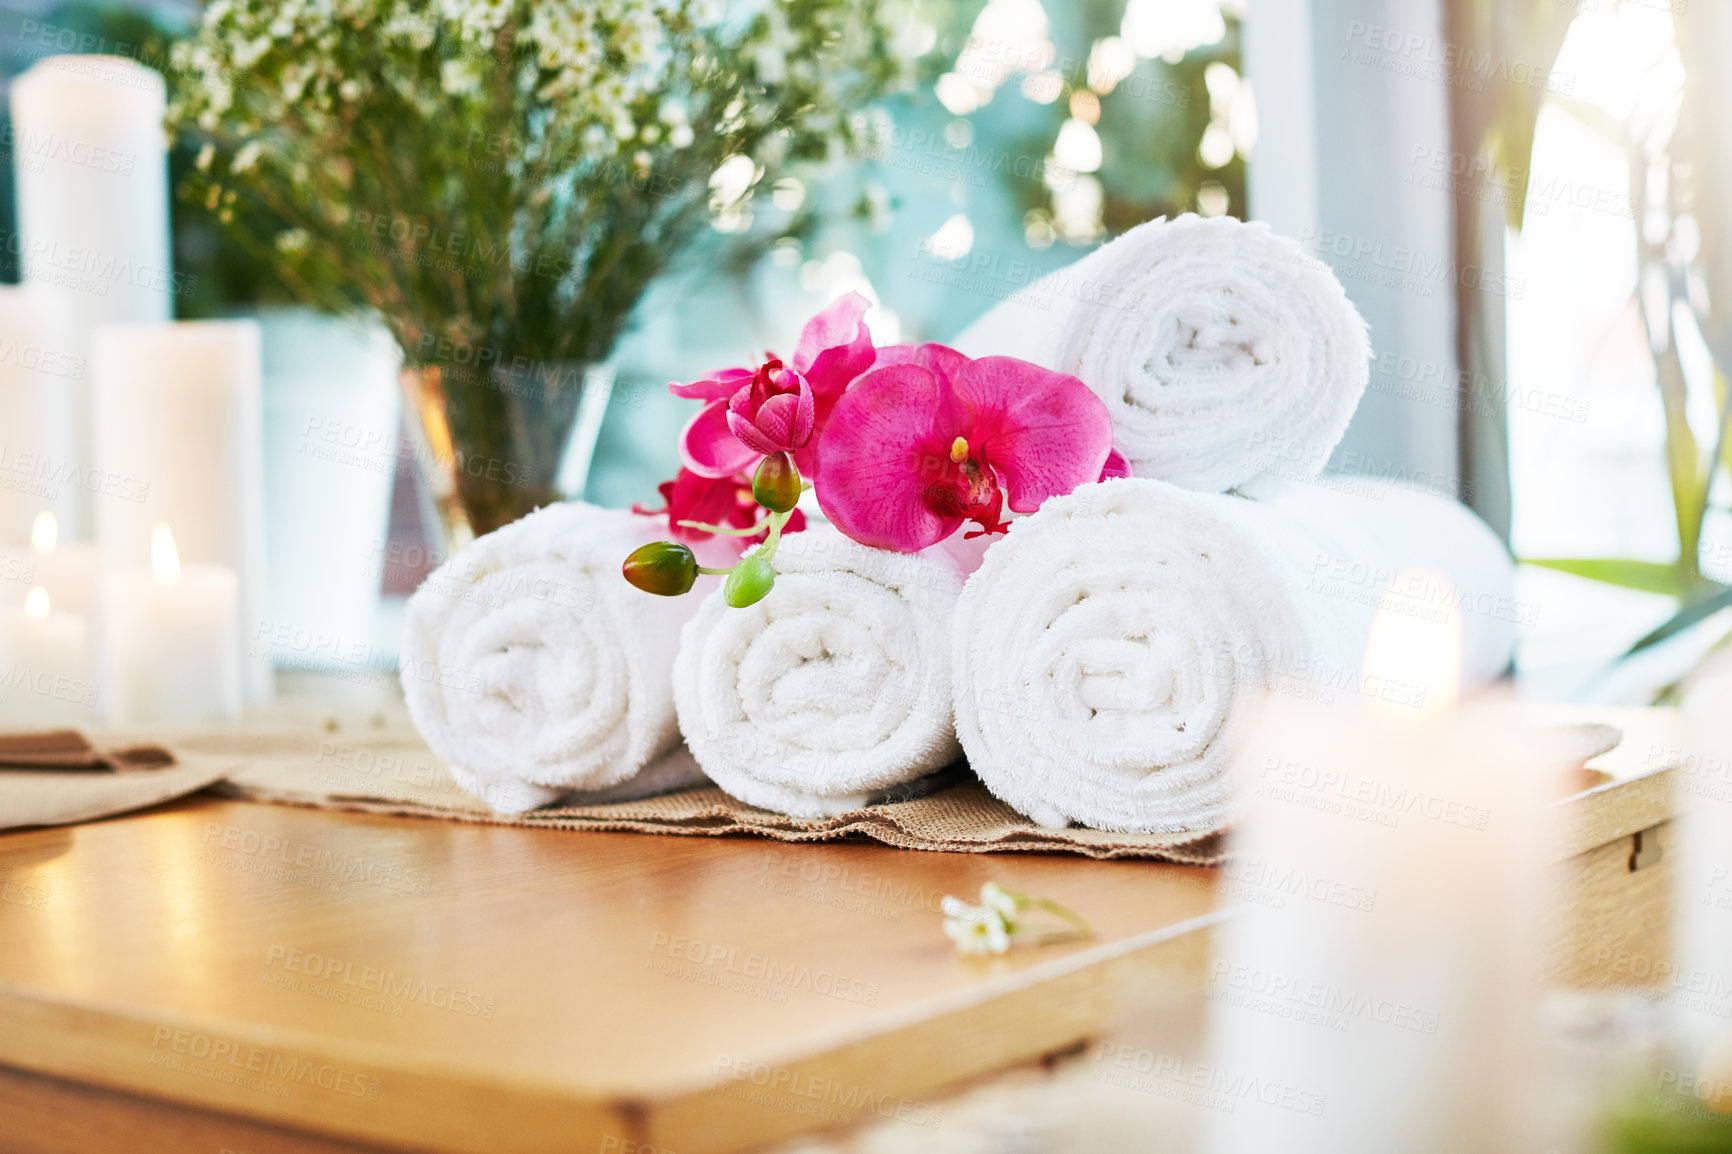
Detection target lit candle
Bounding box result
[92,320,270,704]
[28,512,101,621]
[0,585,94,726]
[1199,574,1563,1153]
[98,524,239,725]
[10,55,172,537]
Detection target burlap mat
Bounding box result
[157,729,1224,865]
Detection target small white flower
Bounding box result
[942,883,1091,955]
[942,894,1011,956]
[231,140,264,173]
[980,882,1020,923]
[753,44,786,85]
[441,59,481,95]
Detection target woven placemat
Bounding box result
[192,731,1225,865]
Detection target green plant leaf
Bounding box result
[1522,558,1703,597]
[1656,338,1708,561]
[1626,586,1732,656]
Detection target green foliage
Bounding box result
[1603,1092,1732,1152]
[886,0,1244,246]
[168,0,915,365]
[1504,3,1732,674]
[1627,585,1732,657]
[1523,559,1717,599]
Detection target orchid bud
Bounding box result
[724,554,776,608]
[622,541,698,596]
[752,452,801,513]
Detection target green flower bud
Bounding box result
[752,452,802,513]
[724,553,776,608]
[622,541,698,596]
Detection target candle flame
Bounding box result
[24,586,49,620]
[1361,568,1463,720]
[30,511,56,552]
[151,523,181,584]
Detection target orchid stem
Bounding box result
[677,518,771,537]
[758,509,788,564]
[695,565,733,576]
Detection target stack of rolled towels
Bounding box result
[402,214,1516,836]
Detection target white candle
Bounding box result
[1199,577,1560,1153]
[0,585,94,725]
[92,320,271,704]
[0,285,79,545]
[0,550,31,610]
[99,524,239,725]
[10,55,172,538]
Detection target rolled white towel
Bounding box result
[953,215,1370,493]
[951,476,1514,834]
[673,526,968,817]
[400,502,714,813]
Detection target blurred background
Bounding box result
[0,0,1718,708]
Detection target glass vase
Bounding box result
[398,358,615,551]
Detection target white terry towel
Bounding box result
[951,476,1515,834]
[673,526,968,817]
[953,215,1370,493]
[400,502,714,813]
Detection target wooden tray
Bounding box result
[0,796,1221,1154]
[1535,706,1682,988]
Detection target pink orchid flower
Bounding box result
[726,358,814,456]
[814,343,1114,552]
[1100,448,1131,481]
[671,292,876,479]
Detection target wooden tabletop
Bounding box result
[0,796,1222,1154]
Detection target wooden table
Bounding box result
[0,796,1222,1154]
[0,704,1683,1152]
